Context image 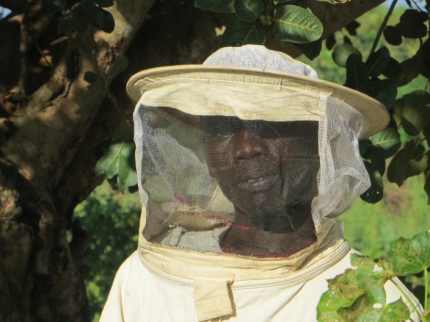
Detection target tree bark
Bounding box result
[0,0,386,320]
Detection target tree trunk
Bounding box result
[0,0,385,320]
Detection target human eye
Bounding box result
[203,117,241,139]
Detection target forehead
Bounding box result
[201,116,318,136]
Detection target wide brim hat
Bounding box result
[127,46,389,139]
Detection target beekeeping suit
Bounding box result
[100,45,421,321]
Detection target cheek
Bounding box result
[204,139,234,170]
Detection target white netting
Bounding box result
[132,45,371,257]
[203,45,318,78]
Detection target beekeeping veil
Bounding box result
[127,45,389,321]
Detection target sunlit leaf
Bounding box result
[366,46,390,78]
[195,0,235,13]
[399,90,430,136]
[383,26,402,46]
[332,43,362,68]
[345,54,368,89]
[274,5,323,44]
[389,231,430,276]
[362,127,401,160]
[117,142,138,194]
[234,0,264,23]
[95,123,136,194]
[222,19,266,46]
[361,161,384,203]
[317,254,409,322]
[360,79,397,110]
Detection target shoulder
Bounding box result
[100,251,149,322]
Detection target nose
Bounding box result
[233,129,267,161]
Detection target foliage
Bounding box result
[317,231,430,321]
[73,183,140,321]
[85,0,430,203]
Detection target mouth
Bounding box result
[238,173,279,193]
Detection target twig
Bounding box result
[18,13,28,96]
[369,0,398,57]
[31,35,54,70]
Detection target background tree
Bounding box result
[1,0,428,321]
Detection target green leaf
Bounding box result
[325,33,336,50]
[84,71,98,84]
[345,20,360,36]
[345,54,368,89]
[361,161,384,203]
[399,9,428,23]
[65,14,86,32]
[222,19,266,46]
[343,35,352,45]
[95,122,136,194]
[396,9,428,39]
[383,26,402,46]
[332,44,362,68]
[370,158,386,176]
[359,139,371,156]
[75,75,104,114]
[399,90,430,136]
[424,169,430,205]
[366,46,391,78]
[234,0,264,23]
[387,140,428,186]
[293,39,322,60]
[95,141,122,179]
[382,57,402,80]
[362,127,401,160]
[42,0,67,12]
[94,0,114,7]
[359,79,397,110]
[317,254,409,322]
[78,2,115,33]
[389,231,430,276]
[274,5,323,44]
[75,34,92,53]
[195,0,235,13]
[117,142,138,194]
[397,56,423,86]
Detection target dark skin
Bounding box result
[202,116,319,256]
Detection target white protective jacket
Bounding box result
[101,46,422,321]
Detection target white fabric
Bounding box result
[105,45,406,321]
[203,45,318,79]
[100,248,422,322]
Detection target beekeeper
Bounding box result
[100,45,421,321]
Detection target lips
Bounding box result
[237,170,279,193]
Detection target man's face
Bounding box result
[203,116,319,233]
